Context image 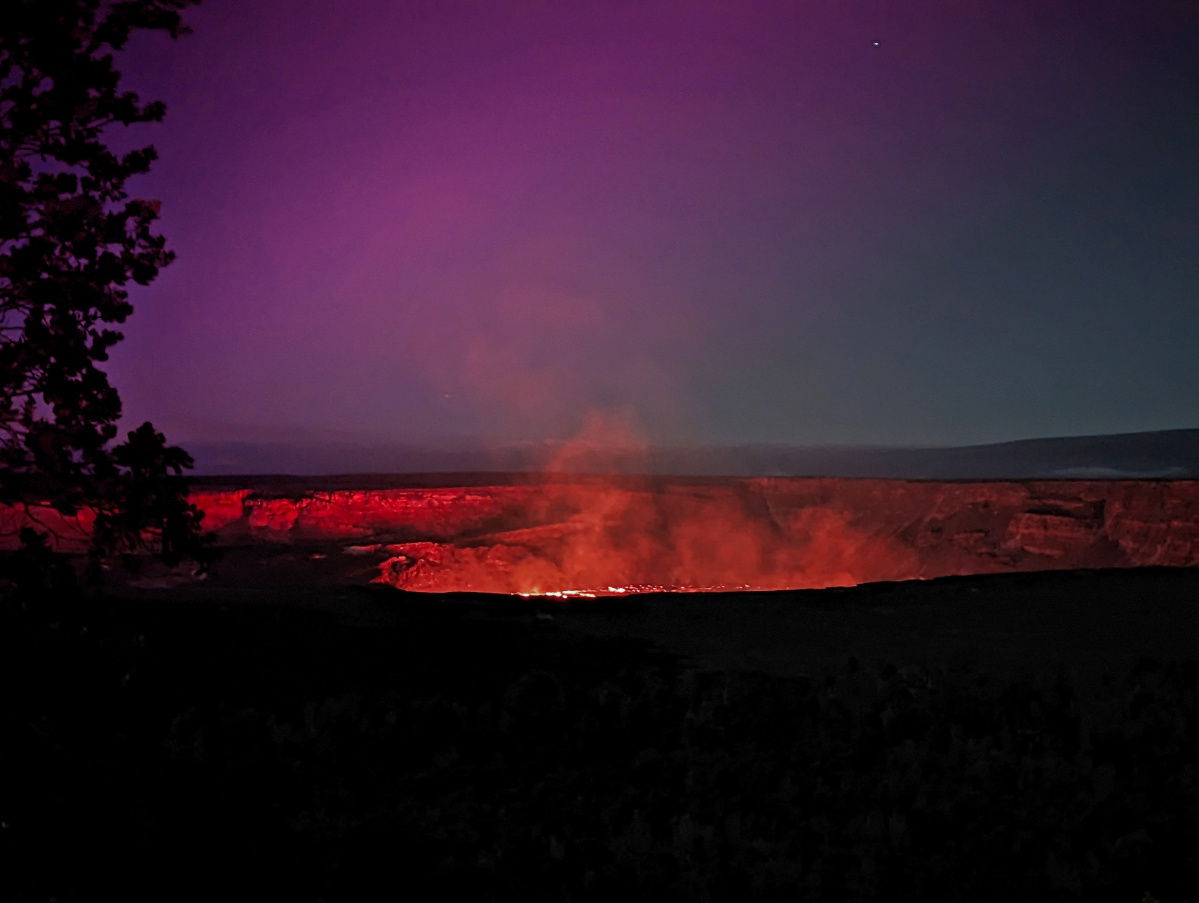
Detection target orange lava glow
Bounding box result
[368,477,1199,595]
[370,481,898,595]
[517,584,753,599]
[5,476,1199,595]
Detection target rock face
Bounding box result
[5,477,1199,593]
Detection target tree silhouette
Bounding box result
[92,421,211,566]
[1,0,205,572]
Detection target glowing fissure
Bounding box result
[518,586,751,599]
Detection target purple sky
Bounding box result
[106,0,1199,450]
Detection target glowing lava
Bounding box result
[517,584,754,599]
[364,478,1199,595]
[5,476,1199,595]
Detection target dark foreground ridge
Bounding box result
[3,568,1198,901]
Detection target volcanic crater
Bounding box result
[7,475,1199,595]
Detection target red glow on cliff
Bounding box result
[5,477,1199,596]
[371,481,916,595]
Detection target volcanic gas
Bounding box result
[7,475,1198,595]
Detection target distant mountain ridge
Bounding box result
[186,428,1199,480]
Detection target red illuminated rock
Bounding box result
[4,477,1199,593]
[377,541,568,595]
[190,491,252,532]
[0,503,95,552]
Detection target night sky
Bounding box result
[106,0,1199,451]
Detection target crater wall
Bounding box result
[7,477,1198,594]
